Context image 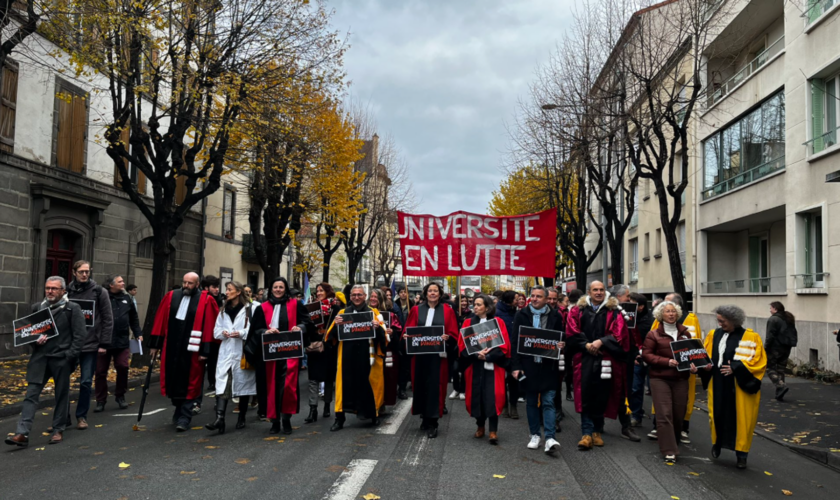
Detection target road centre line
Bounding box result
[322,459,378,500]
[376,397,413,434]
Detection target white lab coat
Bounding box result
[213,306,257,397]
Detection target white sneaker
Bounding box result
[459,393,465,400]
[544,438,560,455]
[647,429,658,440]
[449,390,459,400]
[527,434,541,449]
[680,431,690,444]
[517,397,526,403]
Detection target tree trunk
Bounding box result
[347,253,359,286]
[135,228,172,366]
[609,238,623,286]
[322,252,333,282]
[653,178,687,297]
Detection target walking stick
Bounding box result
[134,351,158,430]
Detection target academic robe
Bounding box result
[325,305,386,418]
[383,311,403,408]
[458,315,510,418]
[701,327,766,453]
[250,298,313,420]
[404,303,460,419]
[150,290,219,400]
[566,295,629,419]
[651,312,703,421]
[307,300,341,383]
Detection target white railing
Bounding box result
[703,36,785,109]
[701,276,786,294]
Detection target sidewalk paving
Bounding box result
[695,375,840,471]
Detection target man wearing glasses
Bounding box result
[66,260,114,430]
[5,277,86,447]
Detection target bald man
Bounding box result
[149,272,220,431]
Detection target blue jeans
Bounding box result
[525,390,556,440]
[581,412,605,435]
[630,363,648,422]
[76,351,98,419]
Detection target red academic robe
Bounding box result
[260,300,302,419]
[150,290,219,400]
[405,304,460,419]
[458,317,510,417]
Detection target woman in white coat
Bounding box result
[206,281,257,434]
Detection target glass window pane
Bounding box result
[704,136,720,189]
[723,121,741,179]
[827,76,838,147]
[762,92,785,163]
[741,108,762,170]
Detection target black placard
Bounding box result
[670,338,711,371]
[69,299,96,328]
[517,326,562,360]
[262,331,304,361]
[404,326,445,355]
[620,302,638,329]
[337,311,376,341]
[13,308,59,347]
[460,318,506,356]
[306,302,325,327]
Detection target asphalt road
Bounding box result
[2,371,839,500]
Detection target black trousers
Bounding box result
[398,351,411,391]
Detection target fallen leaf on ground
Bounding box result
[205,446,218,449]
[235,458,251,464]
[90,467,96,470]
[671,497,680,500]
[202,455,212,459]
[264,436,279,441]
[119,462,130,469]
[42,432,49,436]
[493,474,506,479]
[132,424,139,431]
[191,426,202,430]
[35,447,45,451]
[94,452,104,455]
[95,424,103,428]
[196,438,210,443]
[688,472,700,476]
[765,471,773,476]
[246,477,258,481]
[180,471,196,475]
[782,490,793,496]
[362,494,380,500]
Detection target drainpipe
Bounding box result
[200,197,207,276]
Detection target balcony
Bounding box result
[703,36,785,110]
[804,125,839,156]
[806,0,838,26]
[701,276,786,294]
[701,155,785,201]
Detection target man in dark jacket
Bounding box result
[511,286,564,455]
[95,275,143,412]
[628,292,654,427]
[495,290,519,418]
[67,260,113,430]
[766,302,797,401]
[6,277,86,447]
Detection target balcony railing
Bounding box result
[703,36,785,109]
[806,0,836,25]
[701,276,786,294]
[702,156,784,201]
[793,273,829,291]
[804,125,839,156]
[629,261,639,283]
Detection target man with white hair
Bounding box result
[149,272,220,431]
[6,277,86,447]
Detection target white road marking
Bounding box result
[322,459,378,500]
[113,408,165,417]
[376,397,413,435]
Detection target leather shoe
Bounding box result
[269,420,281,434]
[474,427,485,438]
[711,444,721,458]
[398,390,408,400]
[94,402,105,413]
[736,456,747,469]
[76,417,88,430]
[5,433,28,447]
[578,435,593,451]
[175,422,189,432]
[443,405,448,415]
[426,427,438,439]
[116,398,129,410]
[592,432,604,447]
[489,432,498,445]
[330,421,344,432]
[509,406,519,419]
[281,419,293,435]
[621,426,641,442]
[49,432,63,444]
[370,417,380,426]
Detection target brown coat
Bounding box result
[642,323,692,381]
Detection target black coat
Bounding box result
[25,299,87,384]
[766,313,797,349]
[511,306,565,393]
[106,290,142,350]
[67,280,114,353]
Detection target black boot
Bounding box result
[331,412,345,432]
[282,416,293,435]
[205,397,228,434]
[323,401,331,419]
[269,419,281,434]
[236,396,249,429]
[305,405,318,424]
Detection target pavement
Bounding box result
[2,369,839,500]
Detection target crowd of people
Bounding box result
[8,262,831,471]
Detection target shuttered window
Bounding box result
[52,79,88,173]
[113,126,147,195]
[0,60,19,153]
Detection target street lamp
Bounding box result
[541,104,560,110]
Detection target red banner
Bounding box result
[397,209,556,277]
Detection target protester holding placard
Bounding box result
[511,286,564,455]
[6,277,86,448]
[325,285,387,431]
[205,281,256,435]
[246,277,312,435]
[404,282,460,439]
[66,260,113,430]
[95,275,142,413]
[303,283,341,423]
[458,295,510,445]
[566,281,630,451]
[699,305,766,470]
[641,301,695,464]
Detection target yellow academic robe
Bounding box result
[651,312,703,420]
[704,328,766,453]
[326,308,386,415]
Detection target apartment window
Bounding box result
[806,0,838,25]
[654,229,662,257]
[113,126,147,195]
[52,78,89,173]
[644,232,650,260]
[748,234,769,293]
[795,209,825,288]
[702,90,785,200]
[222,186,236,239]
[0,60,19,153]
[809,73,839,155]
[629,238,639,283]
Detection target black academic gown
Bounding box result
[405,304,459,420]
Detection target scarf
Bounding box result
[68,280,95,294]
[42,294,69,311]
[225,301,244,322]
[529,304,549,364]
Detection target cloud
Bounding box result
[330,0,574,214]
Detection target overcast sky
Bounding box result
[330,0,574,215]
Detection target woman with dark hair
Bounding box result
[304,283,342,423]
[246,277,313,434]
[369,289,403,409]
[766,301,797,401]
[404,282,460,438]
[458,294,510,444]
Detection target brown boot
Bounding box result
[76,418,88,430]
[592,432,604,447]
[49,432,63,444]
[489,432,498,445]
[578,435,593,451]
[474,427,485,438]
[5,433,28,447]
